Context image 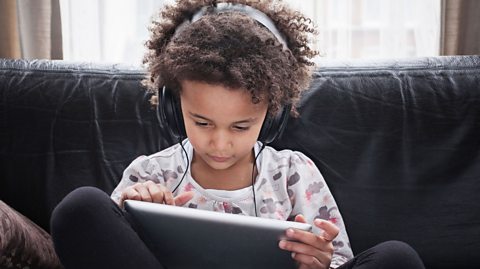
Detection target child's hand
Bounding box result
[120,181,194,206]
[279,214,339,269]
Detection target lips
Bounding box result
[208,155,231,163]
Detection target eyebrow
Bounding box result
[189,112,257,124]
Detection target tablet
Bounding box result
[124,200,312,269]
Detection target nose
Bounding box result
[210,129,232,152]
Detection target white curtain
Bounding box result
[288,0,441,60]
[59,0,172,65]
[60,0,441,65]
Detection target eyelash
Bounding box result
[195,122,209,127]
[234,126,249,131]
[194,122,250,131]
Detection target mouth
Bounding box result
[208,155,231,163]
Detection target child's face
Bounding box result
[180,80,268,171]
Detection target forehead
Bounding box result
[179,80,267,120]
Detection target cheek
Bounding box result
[183,119,194,137]
[237,128,263,151]
[183,121,203,146]
[235,118,266,149]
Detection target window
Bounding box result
[287,0,441,60]
[60,0,441,65]
[60,0,171,65]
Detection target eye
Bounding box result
[233,126,250,131]
[195,122,210,127]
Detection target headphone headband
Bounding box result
[175,3,289,51]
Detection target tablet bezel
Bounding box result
[124,200,312,269]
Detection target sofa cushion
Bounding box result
[0,200,63,269]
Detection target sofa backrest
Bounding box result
[272,56,480,269]
[0,60,172,229]
[1,56,479,269]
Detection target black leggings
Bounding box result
[50,187,425,269]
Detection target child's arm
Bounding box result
[280,152,353,268]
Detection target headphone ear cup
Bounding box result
[258,104,291,144]
[157,86,187,142]
[258,116,273,144]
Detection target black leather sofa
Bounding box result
[1,56,479,269]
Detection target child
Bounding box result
[51,1,425,268]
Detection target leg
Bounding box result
[338,241,425,269]
[50,186,164,269]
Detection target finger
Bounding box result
[284,227,324,249]
[314,219,340,242]
[121,187,141,202]
[120,188,138,207]
[158,185,175,205]
[134,183,153,202]
[279,239,322,258]
[281,238,333,269]
[294,214,307,223]
[145,182,165,204]
[174,191,195,206]
[297,264,309,269]
[291,252,327,269]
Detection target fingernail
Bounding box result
[291,252,296,258]
[287,228,294,236]
[278,240,286,249]
[314,219,323,225]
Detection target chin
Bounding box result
[206,160,235,171]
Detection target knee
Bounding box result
[377,240,418,256]
[374,241,425,269]
[50,186,110,232]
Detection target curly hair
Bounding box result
[143,0,317,116]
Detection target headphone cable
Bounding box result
[252,142,266,217]
[172,140,189,194]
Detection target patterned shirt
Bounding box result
[111,140,353,268]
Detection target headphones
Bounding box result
[157,85,290,145]
[156,3,291,145]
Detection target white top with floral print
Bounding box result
[111,140,353,268]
